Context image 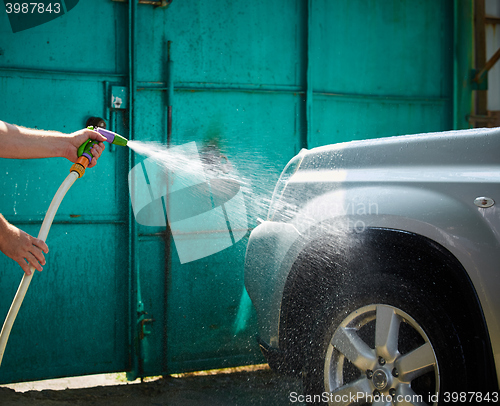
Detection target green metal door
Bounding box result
[308,0,456,147]
[0,1,131,383]
[0,0,472,384]
[127,0,306,376]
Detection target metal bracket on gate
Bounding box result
[111,0,172,8]
[137,311,155,340]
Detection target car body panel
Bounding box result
[244,128,500,381]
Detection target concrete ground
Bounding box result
[0,366,305,406]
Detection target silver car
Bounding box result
[244,128,500,405]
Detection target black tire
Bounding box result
[302,271,471,406]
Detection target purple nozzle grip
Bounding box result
[94,127,116,144]
[82,152,93,164]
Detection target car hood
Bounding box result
[299,127,500,171]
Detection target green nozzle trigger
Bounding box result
[77,138,99,158]
[78,139,98,157]
[76,126,100,160]
[77,126,128,161]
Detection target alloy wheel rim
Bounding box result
[324,304,439,405]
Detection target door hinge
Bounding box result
[111,0,172,8]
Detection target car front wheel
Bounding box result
[303,275,469,406]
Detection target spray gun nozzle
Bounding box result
[71,127,129,176]
[111,132,128,147]
[91,127,129,147]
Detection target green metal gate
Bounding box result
[0,1,130,383]
[0,0,472,383]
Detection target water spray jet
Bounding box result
[0,127,129,367]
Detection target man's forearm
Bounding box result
[0,120,68,159]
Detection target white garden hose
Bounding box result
[0,171,79,366]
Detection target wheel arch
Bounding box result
[278,227,498,388]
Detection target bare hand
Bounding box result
[0,220,48,276]
[65,128,107,168]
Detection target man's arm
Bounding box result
[0,120,106,168]
[0,120,108,274]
